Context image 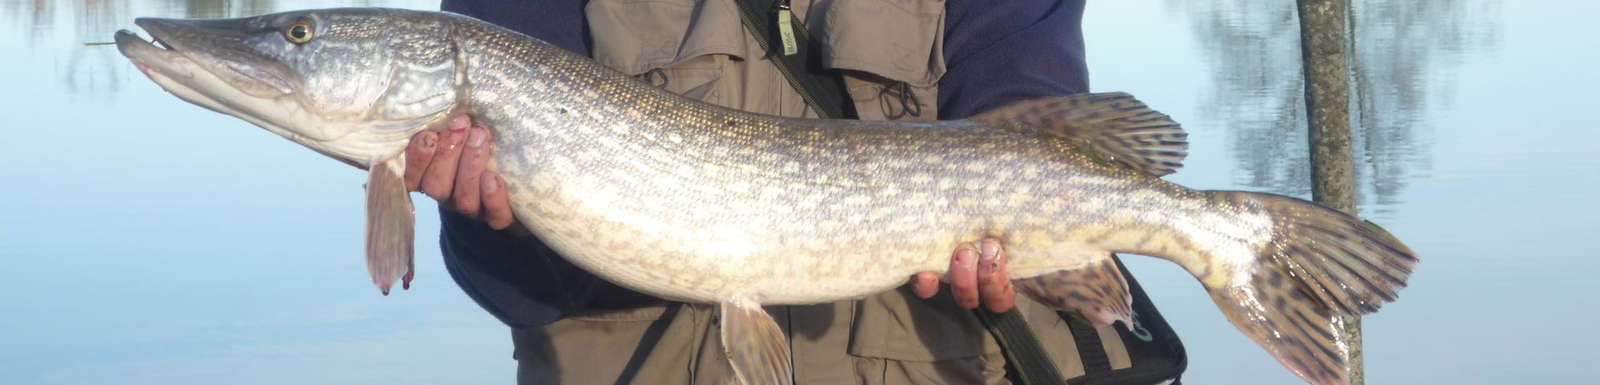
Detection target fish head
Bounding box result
[115,8,462,168]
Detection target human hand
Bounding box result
[912,237,1015,313]
[403,115,516,230]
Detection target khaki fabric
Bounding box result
[585,0,940,120]
[513,1,1132,384]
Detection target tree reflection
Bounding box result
[1164,0,1499,215]
[61,0,131,99]
[4,0,58,44]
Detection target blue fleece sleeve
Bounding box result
[441,0,592,55]
[939,0,1088,120]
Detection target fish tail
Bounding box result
[1203,192,1417,385]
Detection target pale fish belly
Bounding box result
[498,156,961,304]
[491,132,1250,304]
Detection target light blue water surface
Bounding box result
[1,1,1594,384]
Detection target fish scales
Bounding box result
[451,19,1225,304]
[115,9,1416,385]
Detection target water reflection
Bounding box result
[1164,0,1500,215]
[60,0,131,99]
[1349,0,1500,213]
[176,0,247,18]
[3,0,55,43]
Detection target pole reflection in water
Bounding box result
[1164,0,1500,218]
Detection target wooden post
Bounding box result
[1296,0,1362,384]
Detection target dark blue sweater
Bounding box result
[437,0,1088,328]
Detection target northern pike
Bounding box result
[114,8,1417,385]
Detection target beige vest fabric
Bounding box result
[513,1,1131,384]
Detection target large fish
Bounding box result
[114,8,1416,385]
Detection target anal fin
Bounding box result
[1014,254,1134,329]
[719,299,793,385]
[366,154,415,295]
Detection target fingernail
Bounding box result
[467,127,486,148]
[484,175,500,193]
[449,115,470,131]
[957,244,977,265]
[980,240,999,261]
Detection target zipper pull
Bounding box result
[776,1,798,56]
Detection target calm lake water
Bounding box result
[1,0,1593,384]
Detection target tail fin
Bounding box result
[1207,192,1418,385]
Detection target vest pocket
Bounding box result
[846,289,1003,385]
[587,0,750,104]
[811,0,947,120]
[812,0,946,88]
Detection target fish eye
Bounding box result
[284,20,314,44]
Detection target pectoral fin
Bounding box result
[366,154,415,295]
[719,299,792,385]
[1014,255,1134,329]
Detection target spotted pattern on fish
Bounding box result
[1015,256,1135,328]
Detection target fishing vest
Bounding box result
[512,1,1186,384]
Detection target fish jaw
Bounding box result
[116,27,374,167]
[114,12,456,169]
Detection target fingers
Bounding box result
[912,272,941,299]
[420,115,471,201]
[481,174,515,230]
[975,237,1015,313]
[405,114,517,229]
[948,242,981,309]
[934,238,1014,312]
[403,131,438,191]
[451,124,492,216]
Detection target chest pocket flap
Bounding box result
[587,0,749,101]
[812,0,947,88]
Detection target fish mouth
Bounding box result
[115,23,185,79]
[111,15,380,168]
[113,18,312,147]
[116,17,295,98]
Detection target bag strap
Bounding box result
[974,309,1074,385]
[731,0,856,119]
[1072,256,1189,385]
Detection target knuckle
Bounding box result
[421,182,449,200]
[951,280,977,292]
[454,200,479,216]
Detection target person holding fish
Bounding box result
[116,0,1418,379]
[403,0,1189,384]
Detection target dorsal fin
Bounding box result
[971,92,1188,176]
